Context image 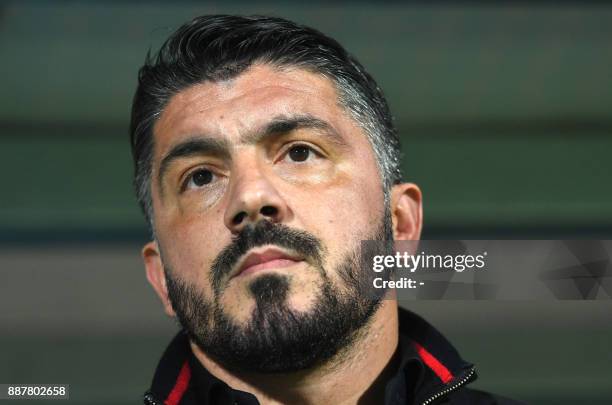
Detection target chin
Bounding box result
[283,289,321,313]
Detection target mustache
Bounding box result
[210,220,324,293]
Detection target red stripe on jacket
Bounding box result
[165,360,191,405]
[414,342,454,383]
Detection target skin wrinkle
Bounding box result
[158,120,352,203]
[158,113,350,192]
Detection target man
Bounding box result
[130,15,521,405]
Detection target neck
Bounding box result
[191,299,400,405]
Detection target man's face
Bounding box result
[146,64,392,372]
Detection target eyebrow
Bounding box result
[158,137,230,190]
[157,114,349,189]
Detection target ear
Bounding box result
[390,183,423,240]
[142,241,176,317]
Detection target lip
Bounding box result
[231,246,303,279]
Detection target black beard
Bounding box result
[164,210,394,373]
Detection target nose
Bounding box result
[223,161,290,234]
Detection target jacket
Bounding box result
[144,308,524,405]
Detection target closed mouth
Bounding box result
[231,246,304,279]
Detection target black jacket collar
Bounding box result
[144,307,476,405]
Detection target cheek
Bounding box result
[323,165,384,235]
[156,213,229,293]
[293,166,385,265]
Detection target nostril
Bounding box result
[260,205,277,217]
[233,211,247,225]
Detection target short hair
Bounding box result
[130,15,402,231]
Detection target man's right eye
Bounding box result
[185,169,214,189]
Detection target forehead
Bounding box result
[152,64,365,154]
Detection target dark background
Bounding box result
[1,1,611,404]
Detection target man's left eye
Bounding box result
[287,145,312,162]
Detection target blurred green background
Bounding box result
[1,1,611,404]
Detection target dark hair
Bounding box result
[130,15,401,231]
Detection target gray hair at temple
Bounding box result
[129,15,402,233]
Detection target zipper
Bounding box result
[421,367,476,405]
[143,392,163,405]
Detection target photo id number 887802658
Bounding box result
[1,384,69,399]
